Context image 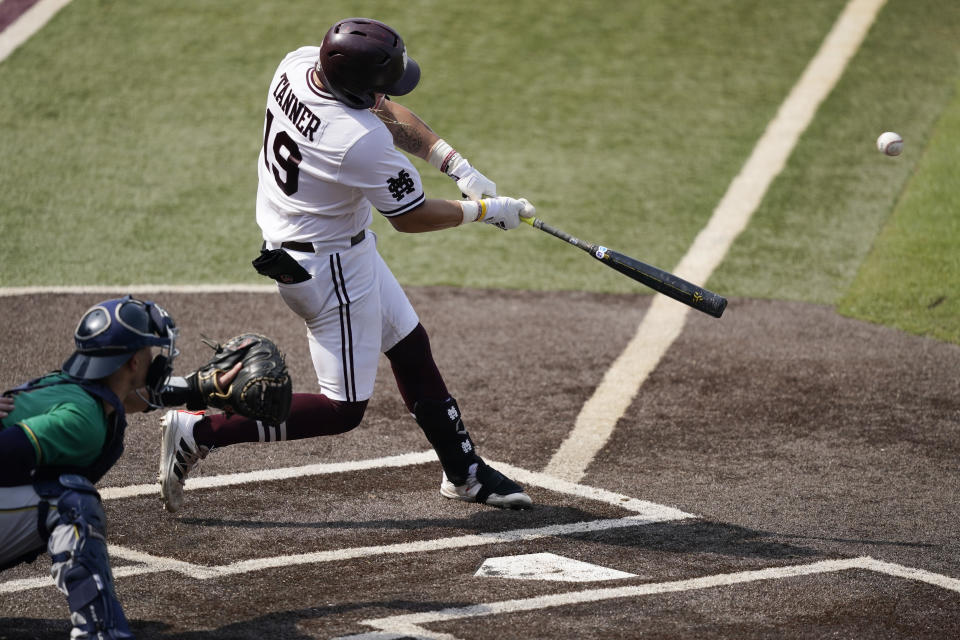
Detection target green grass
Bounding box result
[0,0,846,287]
[0,0,958,345]
[836,75,960,344]
[710,0,960,310]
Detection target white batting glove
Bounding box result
[452,163,496,200]
[427,139,497,199]
[461,197,534,231]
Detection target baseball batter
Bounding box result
[159,17,534,512]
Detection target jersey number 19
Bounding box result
[263,108,302,196]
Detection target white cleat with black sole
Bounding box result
[440,459,532,509]
[158,410,209,513]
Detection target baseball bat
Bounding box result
[520,215,727,318]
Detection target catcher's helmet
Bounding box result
[315,17,421,109]
[62,295,179,393]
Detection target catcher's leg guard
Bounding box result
[48,475,133,640]
[413,397,479,485]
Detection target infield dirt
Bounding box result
[1,289,958,639]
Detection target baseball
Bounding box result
[877,131,903,156]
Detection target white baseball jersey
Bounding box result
[257,46,425,248]
[256,47,422,402]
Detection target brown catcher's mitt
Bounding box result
[194,333,292,425]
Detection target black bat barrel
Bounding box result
[598,248,727,318]
[528,217,727,318]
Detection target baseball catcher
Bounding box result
[0,295,183,638]
[157,333,292,425]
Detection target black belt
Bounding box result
[281,229,365,253]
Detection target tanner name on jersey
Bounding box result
[272,73,322,141]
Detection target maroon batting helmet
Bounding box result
[315,18,421,110]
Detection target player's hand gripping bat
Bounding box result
[520,214,727,318]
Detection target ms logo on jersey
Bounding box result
[387,169,416,201]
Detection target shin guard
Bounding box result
[48,475,133,640]
[413,397,479,485]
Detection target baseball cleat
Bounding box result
[159,410,208,513]
[440,459,532,509]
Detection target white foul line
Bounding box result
[0,0,74,62]
[339,556,960,640]
[545,0,889,483]
[97,450,438,501]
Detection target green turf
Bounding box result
[835,74,960,345]
[0,0,958,345]
[710,0,960,314]
[379,0,853,292]
[0,0,846,287]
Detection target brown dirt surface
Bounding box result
[1,289,958,639]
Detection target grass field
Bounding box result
[0,0,957,344]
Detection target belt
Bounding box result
[281,230,365,253]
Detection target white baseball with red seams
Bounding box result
[876,131,903,156]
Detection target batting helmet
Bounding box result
[315,17,421,109]
[62,295,179,394]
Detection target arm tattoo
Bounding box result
[387,120,426,155]
[373,105,432,156]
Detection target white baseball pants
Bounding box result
[274,232,419,402]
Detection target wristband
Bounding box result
[460,200,486,225]
[427,139,468,177]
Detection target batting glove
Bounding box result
[462,197,534,231]
[453,164,496,201]
[427,139,497,200]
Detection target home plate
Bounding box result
[475,553,637,582]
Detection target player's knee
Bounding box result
[54,475,106,533]
[284,394,366,437]
[50,479,110,591]
[385,323,430,362]
[331,398,367,432]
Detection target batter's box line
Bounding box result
[333,556,960,640]
[0,453,695,594]
[97,449,695,521]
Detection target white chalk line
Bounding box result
[0,452,695,594]
[0,513,684,595]
[95,452,689,522]
[544,0,889,482]
[336,556,960,640]
[4,448,955,640]
[0,0,73,62]
[97,450,438,500]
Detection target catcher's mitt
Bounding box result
[193,333,292,425]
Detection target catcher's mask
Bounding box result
[315,17,421,109]
[62,295,179,402]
